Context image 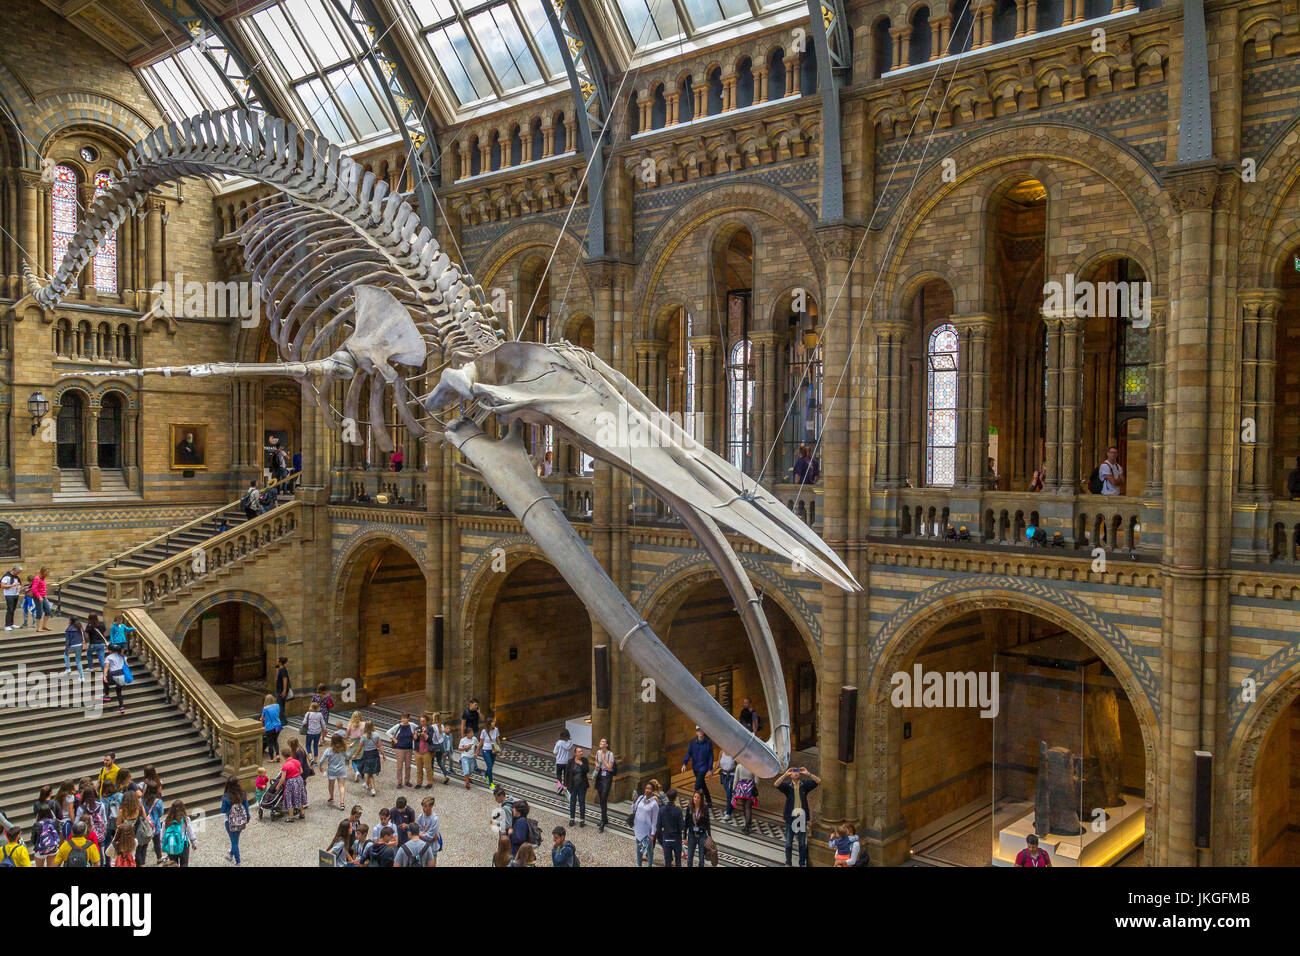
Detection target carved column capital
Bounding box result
[1165,164,1220,214]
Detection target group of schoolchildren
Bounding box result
[4,754,200,867]
[323,795,443,867]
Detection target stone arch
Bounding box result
[32,92,157,156]
[476,223,589,292]
[1065,240,1159,289]
[1241,117,1300,286]
[877,124,1172,313]
[767,278,823,331]
[331,530,429,700]
[636,551,822,654]
[891,264,964,318]
[458,535,595,722]
[1229,660,1300,865]
[171,588,291,649]
[632,182,826,338]
[864,575,1160,858]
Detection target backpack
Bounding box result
[525,817,542,846]
[851,844,869,867]
[558,841,580,867]
[36,819,60,856]
[227,802,249,832]
[0,845,15,867]
[244,488,262,512]
[397,839,433,867]
[1087,466,1103,495]
[161,821,188,857]
[85,804,107,842]
[64,840,90,867]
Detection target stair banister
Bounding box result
[54,470,301,612]
[118,608,263,789]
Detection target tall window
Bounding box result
[51,165,77,271]
[1118,318,1149,411]
[785,304,823,466]
[926,323,958,486]
[92,171,117,294]
[683,312,696,439]
[726,338,753,472]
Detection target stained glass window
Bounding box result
[92,171,117,294]
[726,338,753,472]
[51,165,78,273]
[1119,319,1149,408]
[926,323,958,486]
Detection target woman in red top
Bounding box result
[30,568,49,632]
[280,747,308,821]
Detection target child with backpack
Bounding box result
[301,702,326,766]
[161,800,196,867]
[2,826,30,867]
[221,776,250,865]
[74,786,107,864]
[55,821,99,867]
[142,782,164,864]
[322,735,349,809]
[30,806,61,867]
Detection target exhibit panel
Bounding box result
[992,635,1146,866]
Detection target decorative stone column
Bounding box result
[1014,0,1028,37]
[873,319,910,487]
[893,28,909,69]
[665,91,681,125]
[1145,299,1168,498]
[690,335,719,453]
[750,332,779,482]
[1043,310,1084,492]
[543,123,556,158]
[1238,291,1282,498]
[930,16,946,59]
[1159,164,1220,866]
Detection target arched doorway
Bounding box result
[1250,692,1300,865]
[56,390,84,470]
[986,178,1047,490]
[179,601,272,689]
[357,544,428,706]
[97,392,124,471]
[485,558,590,736]
[1079,256,1151,496]
[885,607,1148,867]
[652,577,816,801]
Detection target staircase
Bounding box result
[53,469,136,503]
[57,475,299,621]
[0,626,226,831]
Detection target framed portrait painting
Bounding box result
[170,424,208,470]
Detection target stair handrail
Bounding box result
[109,501,301,610]
[122,607,263,786]
[55,470,301,612]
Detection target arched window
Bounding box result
[926,323,959,486]
[726,337,754,472]
[92,171,118,294]
[768,50,787,99]
[651,84,667,129]
[679,76,695,123]
[98,393,124,469]
[51,165,78,272]
[553,113,567,154]
[786,301,823,466]
[57,392,84,469]
[909,7,932,64]
[736,58,754,108]
[706,68,723,115]
[873,19,893,77]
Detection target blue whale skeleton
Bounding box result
[28,110,861,777]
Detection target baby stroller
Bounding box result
[258,772,286,820]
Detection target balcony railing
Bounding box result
[457,472,593,521]
[332,467,427,509]
[894,488,1150,553]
